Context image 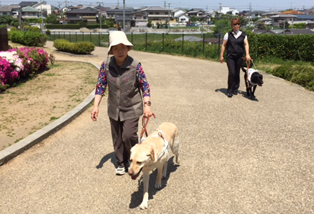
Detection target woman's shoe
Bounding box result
[116,166,126,175]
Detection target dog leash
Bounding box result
[244,58,253,88]
[139,113,156,142]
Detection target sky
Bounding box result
[1,0,314,11]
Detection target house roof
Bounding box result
[141,6,169,11]
[296,15,314,20]
[281,10,304,15]
[22,6,39,12]
[0,5,20,12]
[65,7,99,14]
[106,8,134,13]
[261,11,281,16]
[19,1,38,7]
[256,18,272,22]
[284,29,314,35]
[270,14,297,18]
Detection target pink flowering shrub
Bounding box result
[0,47,49,91]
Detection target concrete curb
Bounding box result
[0,61,100,166]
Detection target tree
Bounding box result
[147,19,152,27]
[0,15,18,27]
[105,18,114,28]
[279,20,289,29]
[256,22,266,30]
[45,13,58,24]
[213,19,230,34]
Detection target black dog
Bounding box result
[242,66,263,100]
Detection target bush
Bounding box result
[247,32,314,62]
[46,29,51,36]
[53,39,95,54]
[0,47,49,91]
[269,65,314,91]
[46,24,81,29]
[23,25,41,32]
[9,30,47,47]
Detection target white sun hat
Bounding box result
[108,31,133,54]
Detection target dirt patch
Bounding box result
[0,61,99,150]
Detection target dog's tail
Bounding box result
[171,126,180,165]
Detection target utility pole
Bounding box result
[97,2,103,30]
[164,1,166,8]
[123,0,125,31]
[40,0,44,33]
[168,3,170,31]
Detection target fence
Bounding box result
[49,32,222,59]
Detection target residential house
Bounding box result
[261,11,281,18]
[133,10,148,27]
[173,9,186,18]
[290,15,314,29]
[106,8,136,28]
[0,5,20,17]
[248,10,265,19]
[270,14,297,27]
[187,8,206,17]
[32,1,52,17]
[140,6,172,25]
[65,7,99,24]
[177,14,189,24]
[21,6,40,19]
[255,18,272,26]
[220,6,238,15]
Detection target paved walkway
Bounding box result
[0,42,314,213]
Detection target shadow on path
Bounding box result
[96,152,117,169]
[129,157,179,209]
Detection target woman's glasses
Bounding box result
[233,23,240,26]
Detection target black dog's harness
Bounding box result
[245,59,258,88]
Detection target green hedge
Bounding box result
[247,32,314,62]
[9,30,47,47]
[46,24,81,29]
[46,24,109,29]
[53,39,95,54]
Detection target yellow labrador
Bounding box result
[128,122,180,209]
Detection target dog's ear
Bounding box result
[149,148,155,162]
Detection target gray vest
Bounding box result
[105,56,143,121]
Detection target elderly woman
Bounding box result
[91,31,152,175]
[220,18,252,98]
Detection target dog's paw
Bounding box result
[155,182,162,189]
[175,159,180,165]
[139,201,148,209]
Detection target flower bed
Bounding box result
[0,47,49,91]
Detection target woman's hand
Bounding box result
[246,54,252,62]
[144,106,152,118]
[91,106,99,121]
